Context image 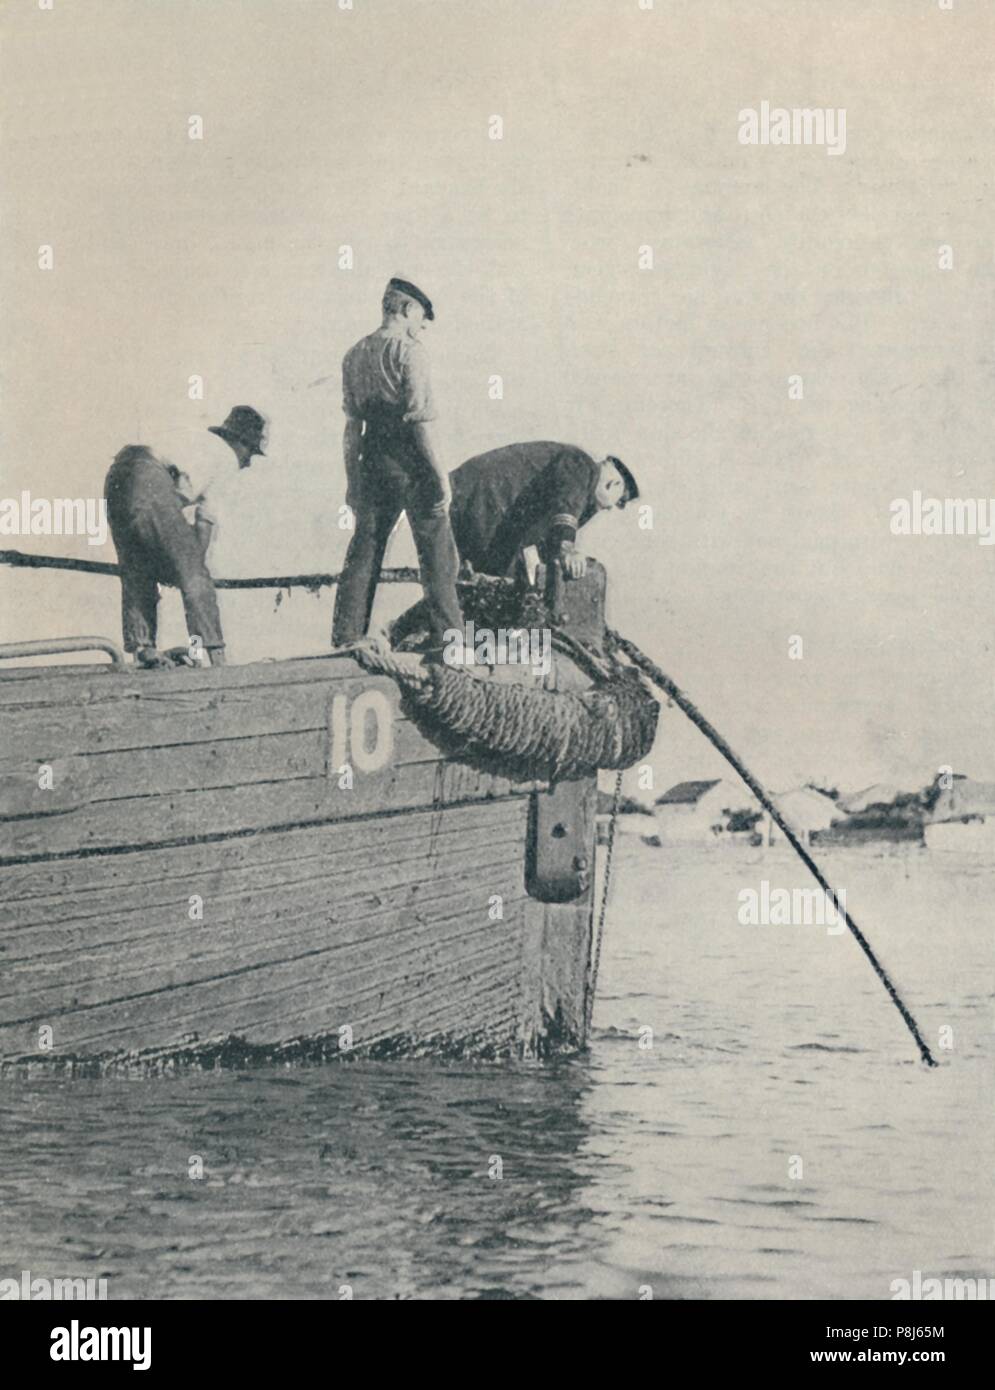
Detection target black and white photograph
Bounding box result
[0,0,991,1352]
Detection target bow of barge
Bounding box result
[0,571,614,1071]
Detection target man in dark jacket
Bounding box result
[390,440,638,644]
[448,440,638,579]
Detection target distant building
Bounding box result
[654,778,756,843]
[838,783,902,814]
[924,777,995,852]
[595,788,655,842]
[928,777,995,822]
[766,787,845,846]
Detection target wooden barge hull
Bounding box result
[0,654,597,1069]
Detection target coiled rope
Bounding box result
[352,642,660,784]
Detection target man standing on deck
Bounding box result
[103,406,268,668]
[331,276,462,657]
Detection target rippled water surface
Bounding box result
[2,843,992,1299]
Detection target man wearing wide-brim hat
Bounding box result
[331,277,463,654]
[104,405,268,668]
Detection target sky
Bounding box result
[1,0,992,797]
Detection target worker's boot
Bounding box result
[135,647,172,670]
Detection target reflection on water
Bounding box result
[1,844,991,1300]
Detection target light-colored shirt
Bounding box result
[341,325,436,426]
[152,427,238,517]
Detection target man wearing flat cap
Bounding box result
[447,440,639,580]
[389,440,639,645]
[331,276,462,654]
[104,405,268,667]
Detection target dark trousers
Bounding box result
[388,527,527,647]
[332,452,462,648]
[107,503,224,656]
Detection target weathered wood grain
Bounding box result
[0,818,526,949]
[0,796,527,913]
[1,846,528,1005]
[0,761,522,860]
[0,674,405,763]
[5,883,531,1028]
[0,722,439,818]
[0,654,366,704]
[0,638,599,1063]
[0,661,538,855]
[0,904,534,1059]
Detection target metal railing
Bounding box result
[0,636,126,668]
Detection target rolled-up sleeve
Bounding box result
[400,342,437,424]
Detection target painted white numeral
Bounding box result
[329,690,393,774]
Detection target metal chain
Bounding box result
[585,767,623,1038]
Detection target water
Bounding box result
[1,842,991,1300]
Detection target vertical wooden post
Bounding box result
[524,560,606,1051]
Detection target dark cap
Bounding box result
[386,276,434,321]
[606,455,639,505]
[209,405,268,457]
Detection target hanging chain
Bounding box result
[585,767,624,1038]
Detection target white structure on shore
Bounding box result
[924,777,995,853]
[766,788,846,846]
[654,779,757,843]
[838,783,901,814]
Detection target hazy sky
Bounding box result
[1,0,992,795]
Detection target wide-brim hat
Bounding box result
[209,405,268,456]
[387,276,434,321]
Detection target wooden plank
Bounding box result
[0,902,535,1059]
[1,842,527,1001]
[0,723,444,817]
[0,673,413,813]
[0,758,522,861]
[0,685,343,759]
[213,973,527,1061]
[0,661,540,846]
[0,757,93,815]
[339,964,530,1056]
[516,897,547,1048]
[0,575,604,1062]
[0,796,527,911]
[4,967,532,1064]
[538,894,595,1049]
[0,785,542,1062]
[0,669,421,762]
[0,812,525,940]
[2,859,530,1020]
[0,654,368,706]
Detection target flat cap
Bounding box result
[387,276,434,321]
[606,455,639,505]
